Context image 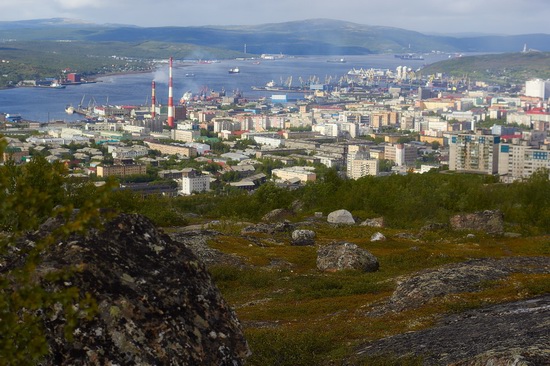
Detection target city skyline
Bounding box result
[0,0,549,35]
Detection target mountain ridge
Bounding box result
[0,18,548,55]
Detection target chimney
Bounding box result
[167,57,174,127]
[151,81,156,118]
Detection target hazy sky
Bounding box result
[2,0,549,35]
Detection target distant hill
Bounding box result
[1,18,549,55]
[420,52,550,84]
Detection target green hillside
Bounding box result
[420,52,550,84]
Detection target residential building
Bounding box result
[180,168,210,195]
[348,152,379,179]
[272,167,316,183]
[97,162,147,178]
[498,141,550,182]
[448,132,500,174]
[525,79,550,99]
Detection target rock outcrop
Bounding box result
[241,221,295,235]
[19,213,250,365]
[327,209,355,225]
[291,229,316,246]
[317,242,379,272]
[388,256,550,313]
[450,209,504,234]
[168,229,245,268]
[360,217,385,228]
[357,295,550,365]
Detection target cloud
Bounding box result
[0,0,548,35]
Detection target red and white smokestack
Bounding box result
[151,81,156,118]
[167,57,175,127]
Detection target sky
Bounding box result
[1,0,549,35]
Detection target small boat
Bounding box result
[327,58,346,63]
[65,105,75,114]
[50,81,66,89]
[185,73,195,77]
[228,67,240,74]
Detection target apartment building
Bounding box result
[498,143,550,182]
[180,168,210,195]
[97,162,147,178]
[448,132,500,174]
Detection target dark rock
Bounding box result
[317,242,379,272]
[450,209,504,234]
[356,295,550,365]
[327,209,355,225]
[291,229,316,246]
[388,256,550,313]
[21,214,250,365]
[240,220,295,235]
[168,229,245,268]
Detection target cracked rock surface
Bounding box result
[17,213,250,365]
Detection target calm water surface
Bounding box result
[0,54,451,122]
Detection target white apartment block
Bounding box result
[349,156,379,179]
[448,133,500,174]
[525,79,550,99]
[180,168,210,195]
[498,142,550,182]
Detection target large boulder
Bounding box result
[450,210,504,234]
[317,242,379,272]
[291,229,316,246]
[15,213,250,365]
[327,209,355,225]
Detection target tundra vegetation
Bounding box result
[1,143,549,365]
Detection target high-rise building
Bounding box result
[348,152,379,179]
[525,79,550,99]
[498,142,550,182]
[448,132,500,174]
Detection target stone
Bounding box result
[317,242,379,272]
[14,213,250,365]
[370,232,386,241]
[357,295,550,365]
[450,210,504,234]
[241,220,295,235]
[360,217,385,228]
[291,229,316,246]
[261,208,292,223]
[327,209,355,225]
[387,256,550,313]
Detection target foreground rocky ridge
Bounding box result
[17,213,250,365]
[5,208,549,365]
[358,295,550,365]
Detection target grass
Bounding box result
[203,223,549,365]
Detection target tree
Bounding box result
[0,139,114,364]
